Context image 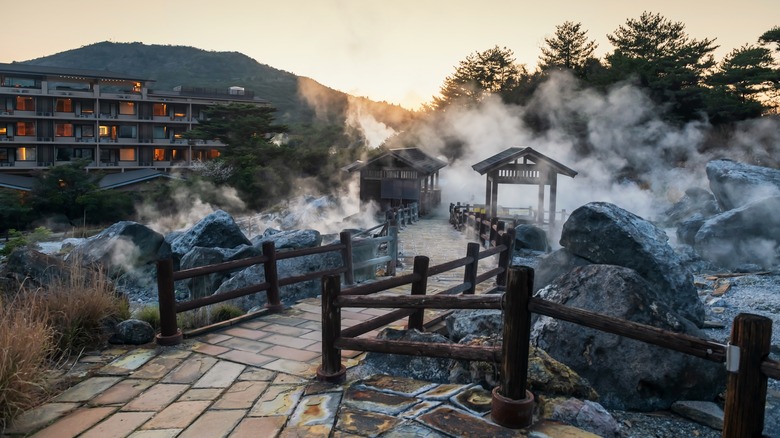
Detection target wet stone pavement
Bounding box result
[4,217,598,437]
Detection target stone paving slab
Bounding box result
[5,218,598,437]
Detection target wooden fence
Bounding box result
[155,220,400,345]
[318,261,780,435]
[385,202,419,226]
[450,202,569,240]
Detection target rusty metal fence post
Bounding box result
[155,258,183,346]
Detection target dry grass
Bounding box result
[43,260,130,356]
[0,293,54,425]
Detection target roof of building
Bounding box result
[0,62,151,83]
[471,147,578,177]
[349,148,448,174]
[98,169,176,190]
[0,173,36,191]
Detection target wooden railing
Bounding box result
[385,202,419,226]
[450,202,568,240]
[155,224,399,345]
[317,262,780,435]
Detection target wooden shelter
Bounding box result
[472,147,577,226]
[347,148,447,215]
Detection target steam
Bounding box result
[345,98,396,149]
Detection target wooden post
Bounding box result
[490,217,499,248]
[155,258,182,346]
[340,231,355,285]
[317,274,346,383]
[262,241,283,311]
[548,175,558,228]
[722,313,772,437]
[497,228,516,287]
[407,256,430,331]
[386,221,398,276]
[492,265,534,428]
[502,266,533,399]
[463,242,481,294]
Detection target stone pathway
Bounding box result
[4,217,596,437]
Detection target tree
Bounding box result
[431,46,524,111]
[538,21,598,76]
[0,189,33,233]
[28,160,134,225]
[759,26,780,52]
[706,45,778,120]
[605,12,718,122]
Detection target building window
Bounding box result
[119,148,135,161]
[153,103,167,116]
[100,125,117,138]
[119,101,136,115]
[56,99,73,112]
[0,126,6,136]
[0,149,8,161]
[16,147,36,161]
[55,123,74,137]
[118,125,136,138]
[2,77,36,88]
[81,101,94,114]
[80,125,94,137]
[153,126,168,139]
[16,122,35,136]
[74,148,94,160]
[173,106,187,118]
[153,148,168,161]
[15,96,34,111]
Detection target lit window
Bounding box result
[55,123,74,137]
[119,148,135,161]
[0,127,6,136]
[153,103,167,116]
[153,149,168,161]
[81,102,94,114]
[15,96,34,111]
[16,122,35,136]
[16,147,36,161]
[56,99,73,112]
[119,102,136,115]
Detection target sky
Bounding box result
[3,1,778,109]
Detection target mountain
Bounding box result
[21,41,414,127]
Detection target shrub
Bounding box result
[0,294,53,425]
[0,230,32,257]
[133,305,160,331]
[43,260,129,356]
[210,304,245,324]
[177,308,209,330]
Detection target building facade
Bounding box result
[0,63,268,177]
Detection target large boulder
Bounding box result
[2,247,70,289]
[560,202,704,326]
[67,221,164,276]
[663,187,720,227]
[707,159,780,211]
[251,229,322,251]
[168,210,250,260]
[533,249,591,292]
[694,195,780,269]
[531,264,726,411]
[215,250,343,310]
[514,224,550,252]
[360,328,455,383]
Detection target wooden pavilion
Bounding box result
[471,147,577,227]
[346,148,447,216]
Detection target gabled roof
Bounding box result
[0,173,35,191]
[98,169,175,190]
[472,147,577,177]
[349,148,447,174]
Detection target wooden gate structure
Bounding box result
[472,147,577,227]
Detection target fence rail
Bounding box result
[318,260,779,435]
[155,217,405,345]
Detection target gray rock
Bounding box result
[533,248,591,292]
[671,400,724,430]
[67,221,164,277]
[109,319,155,345]
[676,214,707,246]
[664,187,720,226]
[445,309,502,342]
[514,224,549,252]
[168,210,250,260]
[706,159,780,211]
[560,202,704,326]
[694,195,780,269]
[215,250,343,310]
[251,229,322,251]
[180,247,228,300]
[531,264,726,411]
[538,396,621,437]
[3,247,70,289]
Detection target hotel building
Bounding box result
[0,62,268,189]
